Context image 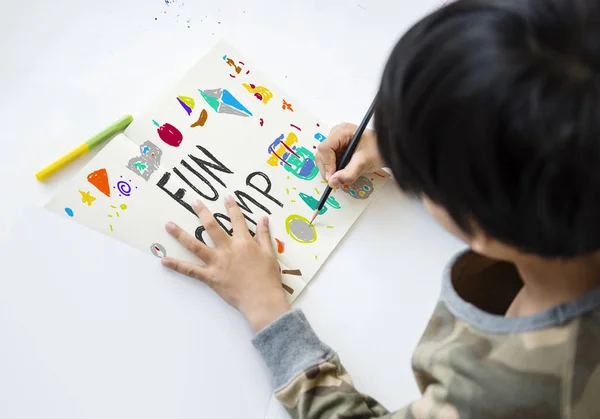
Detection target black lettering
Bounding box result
[246,172,283,208]
[156,171,195,216]
[214,213,234,236]
[177,160,219,201]
[244,215,258,227]
[195,226,209,244]
[188,145,233,188]
[234,190,272,215]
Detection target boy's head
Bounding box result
[375,0,600,259]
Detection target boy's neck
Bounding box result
[507,251,600,317]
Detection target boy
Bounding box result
[160,0,600,417]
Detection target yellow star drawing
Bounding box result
[79,190,96,207]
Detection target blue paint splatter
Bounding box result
[314,133,326,142]
[221,89,253,116]
[65,208,74,217]
[298,159,316,178]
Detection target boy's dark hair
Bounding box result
[375,0,600,258]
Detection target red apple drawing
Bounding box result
[153,120,183,147]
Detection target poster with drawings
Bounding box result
[45,41,389,302]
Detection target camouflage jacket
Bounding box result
[253,252,600,418]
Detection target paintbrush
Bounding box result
[309,96,378,225]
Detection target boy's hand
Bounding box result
[316,123,384,188]
[161,196,290,332]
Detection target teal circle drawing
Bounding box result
[64,208,74,217]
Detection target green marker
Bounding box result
[36,115,134,181]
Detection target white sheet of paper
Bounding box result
[44,41,389,302]
[0,205,272,419]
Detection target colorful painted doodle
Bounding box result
[242,83,273,104]
[299,193,340,215]
[87,169,111,197]
[177,95,195,115]
[79,190,97,207]
[281,269,302,276]
[126,141,163,181]
[285,214,317,244]
[282,99,294,112]
[113,176,138,197]
[191,109,208,128]
[199,88,253,117]
[275,238,285,254]
[150,242,167,258]
[284,147,319,180]
[267,133,297,166]
[314,133,326,142]
[266,133,319,180]
[222,55,244,77]
[153,120,183,147]
[341,176,374,199]
[108,204,128,232]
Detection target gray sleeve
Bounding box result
[252,309,335,389]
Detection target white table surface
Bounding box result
[0,1,464,418]
[0,207,275,419]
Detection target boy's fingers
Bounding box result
[329,155,368,188]
[161,257,209,282]
[316,123,359,181]
[224,195,251,238]
[315,152,327,181]
[191,200,229,246]
[256,217,274,252]
[315,146,337,181]
[164,221,213,261]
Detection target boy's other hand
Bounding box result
[161,197,290,332]
[316,123,384,188]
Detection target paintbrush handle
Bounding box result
[314,96,378,214]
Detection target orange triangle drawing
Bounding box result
[87,168,111,197]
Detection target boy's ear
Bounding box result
[469,224,515,260]
[469,223,493,255]
[469,223,519,262]
[470,233,489,254]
